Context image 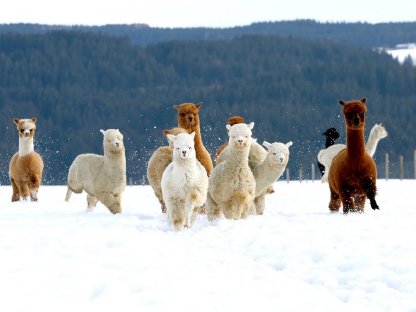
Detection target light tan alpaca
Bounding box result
[147,127,188,213]
[9,118,44,202]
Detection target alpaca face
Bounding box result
[263,141,293,166]
[340,99,367,130]
[227,122,254,150]
[373,124,388,139]
[174,103,201,129]
[14,118,37,139]
[169,133,196,160]
[101,129,124,154]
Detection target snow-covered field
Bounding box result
[1,180,415,312]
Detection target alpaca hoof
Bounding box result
[371,204,380,210]
[161,205,167,213]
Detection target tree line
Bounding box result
[0,31,415,184]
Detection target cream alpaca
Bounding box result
[318,123,388,183]
[65,129,126,214]
[161,132,208,230]
[206,122,256,220]
[9,118,44,202]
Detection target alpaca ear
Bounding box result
[247,122,255,130]
[195,103,202,109]
[31,117,37,123]
[286,141,293,148]
[167,134,176,144]
[339,100,346,106]
[100,129,106,135]
[189,132,196,139]
[13,118,20,125]
[226,124,232,132]
[263,141,271,149]
[361,97,367,104]
[173,104,179,110]
[163,129,171,135]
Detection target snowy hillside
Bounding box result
[385,43,416,63]
[1,180,415,311]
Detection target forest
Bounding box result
[0,29,415,184]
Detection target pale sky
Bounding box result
[1,0,415,28]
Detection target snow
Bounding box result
[385,43,416,64]
[1,180,415,311]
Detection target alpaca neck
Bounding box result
[346,128,366,158]
[226,146,250,169]
[255,158,284,192]
[192,126,204,147]
[325,137,336,148]
[18,137,34,156]
[365,130,380,157]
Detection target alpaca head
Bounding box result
[339,98,367,130]
[263,141,293,166]
[163,127,188,148]
[167,132,196,161]
[100,129,124,154]
[226,122,254,150]
[227,116,245,126]
[173,103,201,130]
[322,127,340,141]
[370,123,388,140]
[13,118,37,140]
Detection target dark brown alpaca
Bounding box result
[328,98,379,213]
[174,102,213,176]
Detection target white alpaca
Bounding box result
[161,132,208,230]
[65,129,126,214]
[206,122,256,220]
[318,123,388,183]
[252,141,293,214]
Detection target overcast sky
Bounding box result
[1,0,415,28]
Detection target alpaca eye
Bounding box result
[180,113,185,117]
[20,129,24,133]
[189,147,191,150]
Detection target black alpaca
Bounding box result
[317,128,340,176]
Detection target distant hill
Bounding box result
[1,20,416,48]
[0,31,415,184]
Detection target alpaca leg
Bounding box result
[362,177,379,210]
[328,188,341,212]
[87,194,99,210]
[10,179,20,202]
[206,193,221,221]
[155,190,167,213]
[184,200,194,228]
[30,189,38,202]
[99,193,122,214]
[171,205,185,231]
[18,183,30,200]
[65,187,73,202]
[255,194,266,215]
[339,186,354,214]
[354,195,366,212]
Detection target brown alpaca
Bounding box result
[328,98,379,214]
[174,102,213,176]
[9,118,44,202]
[147,127,187,213]
[214,116,245,163]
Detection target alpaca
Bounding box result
[215,116,275,195]
[318,123,388,183]
[206,122,256,220]
[174,102,213,176]
[161,132,209,230]
[317,127,340,176]
[328,98,379,214]
[9,118,44,202]
[214,115,245,163]
[252,141,292,214]
[65,129,126,214]
[147,127,188,213]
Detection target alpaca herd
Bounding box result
[7,97,386,230]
